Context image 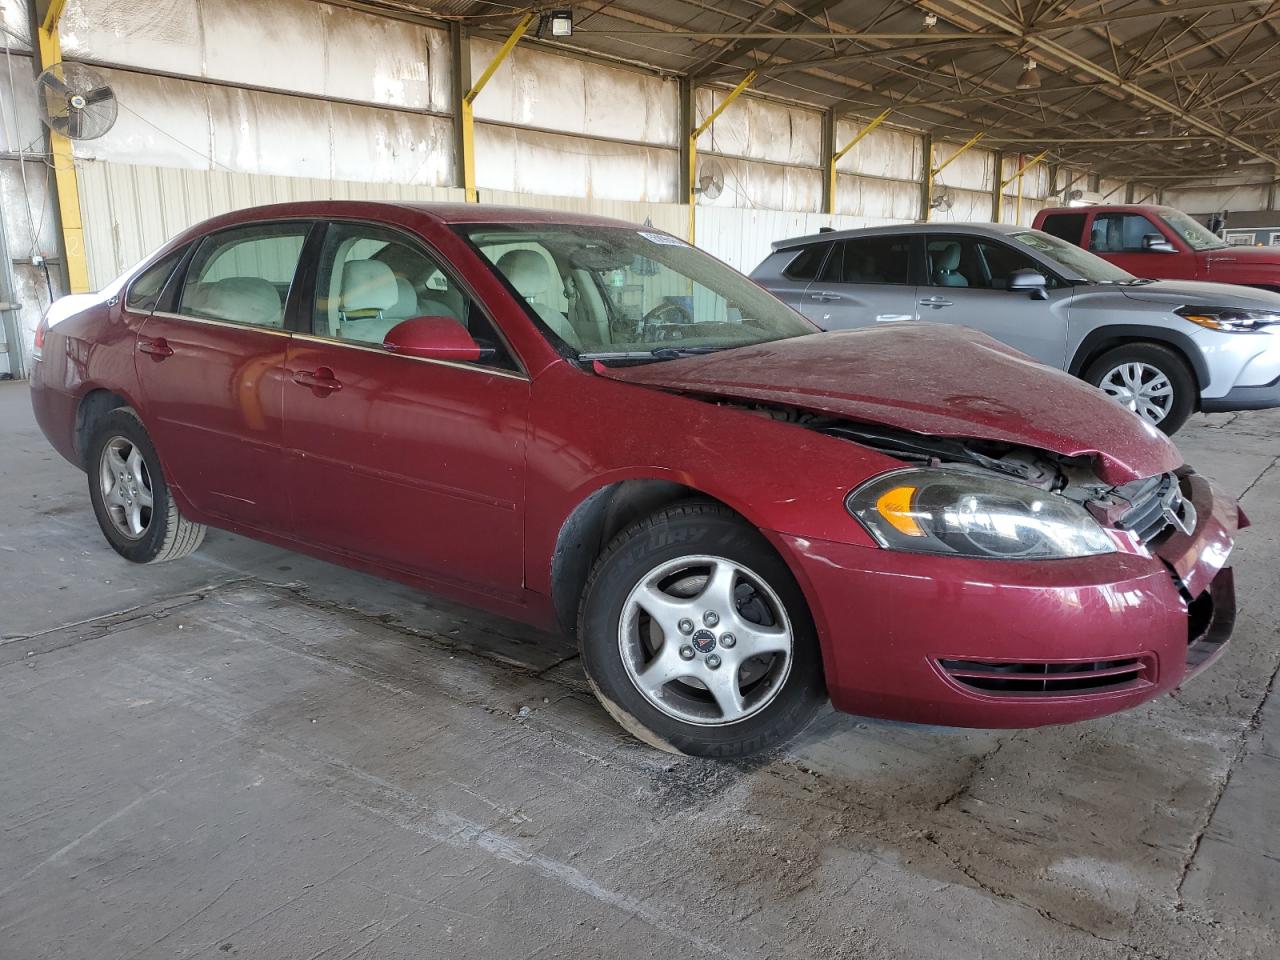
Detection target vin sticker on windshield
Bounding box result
[638,231,687,247]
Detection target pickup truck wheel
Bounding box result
[578,500,825,758]
[87,408,207,563]
[1084,343,1195,435]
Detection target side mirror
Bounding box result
[1142,233,1176,253]
[383,316,488,362]
[1008,268,1049,300]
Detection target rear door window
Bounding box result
[820,236,911,285]
[178,223,310,329]
[1038,212,1087,246]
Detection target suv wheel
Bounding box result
[87,408,207,563]
[1084,343,1196,434]
[578,501,825,757]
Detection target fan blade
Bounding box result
[82,86,114,106]
[41,72,70,96]
[68,108,82,140]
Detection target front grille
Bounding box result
[1114,472,1193,546]
[938,657,1155,696]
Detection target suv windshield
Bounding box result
[1011,229,1138,284]
[1159,208,1228,251]
[459,224,815,359]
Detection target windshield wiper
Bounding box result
[578,345,729,362]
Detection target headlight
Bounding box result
[846,468,1116,560]
[1176,305,1280,332]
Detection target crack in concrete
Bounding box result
[1174,653,1280,907]
[1238,453,1280,502]
[932,734,1014,811]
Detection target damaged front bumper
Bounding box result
[771,471,1242,728]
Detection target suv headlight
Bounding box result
[846,468,1116,560]
[1176,305,1280,332]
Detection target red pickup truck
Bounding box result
[1033,204,1280,292]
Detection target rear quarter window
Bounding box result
[781,243,831,280]
[125,247,187,312]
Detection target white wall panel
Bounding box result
[1162,184,1269,213]
[0,0,31,48]
[833,121,923,181]
[73,68,455,185]
[931,188,992,222]
[934,144,993,192]
[695,91,822,167]
[61,0,450,113]
[472,39,676,147]
[475,124,677,203]
[694,207,873,274]
[0,52,43,153]
[76,160,464,288]
[699,156,822,214]
[832,173,919,221]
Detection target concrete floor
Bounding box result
[1,380,1277,960]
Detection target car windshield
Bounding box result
[459,224,815,360]
[1011,229,1140,284]
[1159,208,1229,251]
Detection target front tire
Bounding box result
[87,407,206,564]
[578,501,825,758]
[1084,342,1196,434]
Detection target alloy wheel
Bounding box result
[98,436,154,540]
[1099,361,1174,425]
[617,555,793,726]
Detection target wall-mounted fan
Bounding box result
[929,182,954,212]
[695,159,724,201]
[36,62,117,140]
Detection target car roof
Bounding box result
[207,199,642,230]
[1035,203,1179,217]
[770,221,1029,251]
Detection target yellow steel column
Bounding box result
[924,131,984,223]
[688,70,756,243]
[999,149,1048,226]
[827,108,891,216]
[461,13,535,203]
[36,0,89,293]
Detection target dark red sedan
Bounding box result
[30,201,1243,757]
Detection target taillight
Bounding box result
[32,315,48,360]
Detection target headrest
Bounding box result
[387,276,419,319]
[934,242,962,271]
[200,277,282,326]
[496,250,551,299]
[340,260,398,313]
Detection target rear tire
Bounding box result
[87,408,206,564]
[578,500,825,758]
[1084,342,1196,435]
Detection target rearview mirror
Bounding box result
[1142,233,1176,253]
[383,316,487,362]
[1008,268,1049,300]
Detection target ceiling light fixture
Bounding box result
[1016,58,1041,90]
[548,9,573,37]
[923,13,938,30]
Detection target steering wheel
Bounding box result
[639,301,694,341]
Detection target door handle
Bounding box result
[137,337,173,359]
[918,297,953,307]
[808,292,841,302]
[292,368,343,393]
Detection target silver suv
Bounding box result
[750,223,1280,433]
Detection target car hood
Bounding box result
[1119,278,1280,309]
[597,325,1181,484]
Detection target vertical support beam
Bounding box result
[1266,173,1276,213]
[688,70,756,244]
[1124,182,1135,203]
[820,108,835,217]
[998,149,1048,226]
[677,76,694,205]
[460,12,534,203]
[991,149,1004,223]
[32,0,88,294]
[828,107,892,217]
[450,22,471,198]
[1016,161,1025,224]
[920,133,933,222]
